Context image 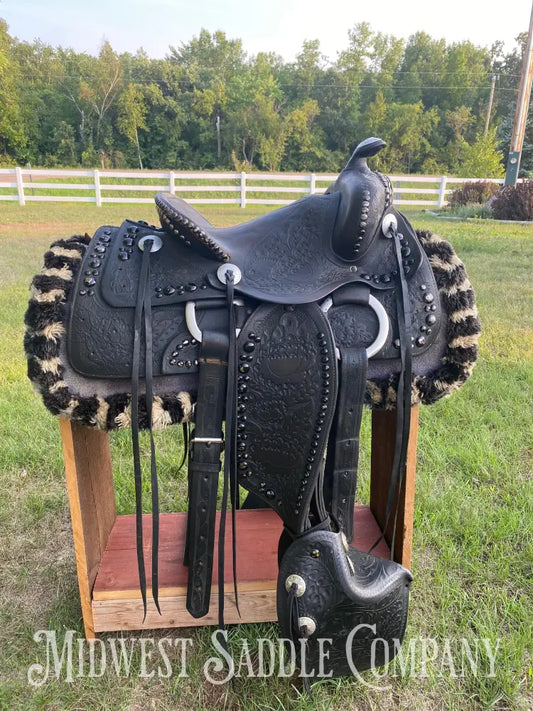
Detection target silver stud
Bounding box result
[138,234,163,252]
[217,263,242,285]
[285,574,306,596]
[298,617,316,636]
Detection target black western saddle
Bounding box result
[25,137,480,677]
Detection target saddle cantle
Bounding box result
[24,136,481,680]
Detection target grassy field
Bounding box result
[0,202,532,710]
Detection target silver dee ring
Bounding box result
[185,300,245,343]
[320,294,389,360]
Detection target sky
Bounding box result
[1,0,532,62]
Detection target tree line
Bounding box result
[0,19,531,176]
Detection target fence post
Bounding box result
[15,167,25,206]
[240,172,246,208]
[310,173,316,194]
[169,171,176,195]
[94,169,102,207]
[438,176,447,207]
[396,179,401,201]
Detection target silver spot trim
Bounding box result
[138,234,163,252]
[298,616,316,636]
[285,574,306,597]
[217,263,242,285]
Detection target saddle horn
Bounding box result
[326,136,392,262]
[344,136,386,170]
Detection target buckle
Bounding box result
[189,435,225,451]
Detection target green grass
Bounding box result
[0,204,532,710]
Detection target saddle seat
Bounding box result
[154,138,415,304]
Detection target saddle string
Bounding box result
[389,227,414,557]
[368,223,413,560]
[130,238,161,619]
[216,271,241,638]
[287,582,312,695]
[178,423,189,473]
[227,277,240,617]
[143,246,161,614]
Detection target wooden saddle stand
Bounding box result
[59,407,419,640]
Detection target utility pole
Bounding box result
[504,1,533,185]
[484,74,497,135]
[216,114,221,160]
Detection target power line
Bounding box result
[13,75,521,91]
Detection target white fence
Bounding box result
[0,167,504,208]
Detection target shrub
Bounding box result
[491,181,533,221]
[448,204,493,220]
[449,181,500,207]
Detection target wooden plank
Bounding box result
[21,183,95,190]
[93,169,101,207]
[93,590,278,632]
[15,167,25,206]
[93,507,389,602]
[91,506,390,632]
[22,168,94,177]
[369,407,419,568]
[93,510,279,599]
[59,419,116,638]
[25,196,97,203]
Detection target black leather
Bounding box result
[234,302,338,535]
[154,196,430,306]
[324,346,368,542]
[277,530,412,677]
[185,329,228,618]
[66,214,443,387]
[62,139,428,674]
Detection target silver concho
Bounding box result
[285,574,306,597]
[138,234,163,252]
[381,213,398,238]
[298,616,317,636]
[217,263,242,285]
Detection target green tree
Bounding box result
[168,29,246,167]
[293,39,324,100]
[225,53,285,170]
[79,42,123,153]
[50,121,76,165]
[117,83,148,169]
[395,32,447,107]
[362,95,440,173]
[440,41,492,113]
[283,99,323,170]
[453,128,504,178]
[0,20,27,160]
[362,90,387,136]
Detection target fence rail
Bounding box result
[0,168,505,208]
